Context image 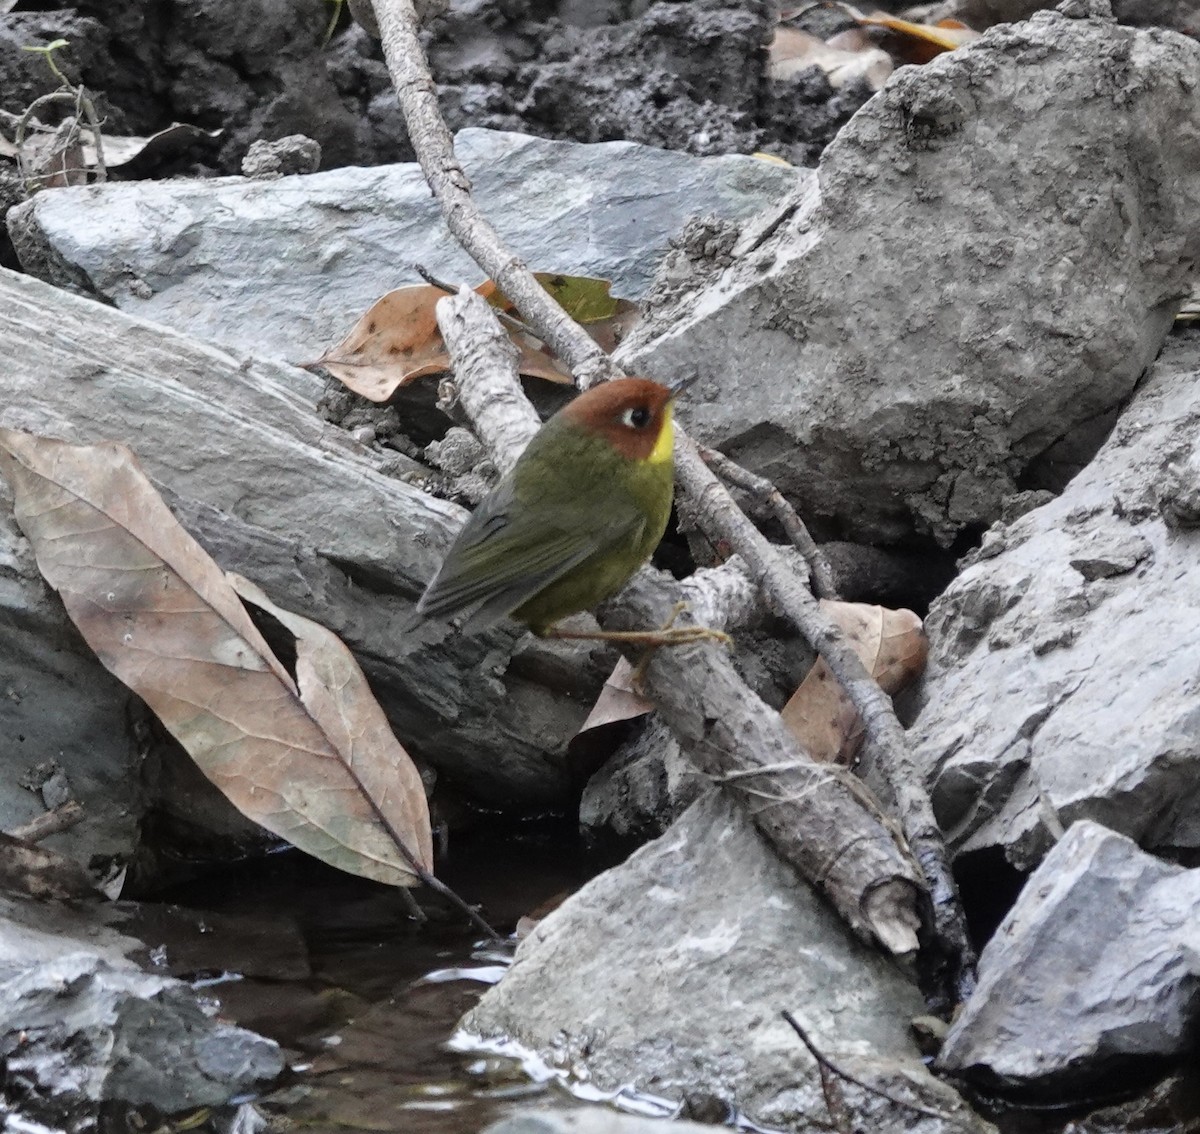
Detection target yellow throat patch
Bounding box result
[649,403,675,465]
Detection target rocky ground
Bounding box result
[1,0,1200,1132]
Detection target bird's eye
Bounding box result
[621,406,652,429]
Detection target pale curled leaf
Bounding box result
[578,657,654,734]
[80,123,224,169]
[780,601,928,765]
[567,656,653,766]
[0,429,432,886]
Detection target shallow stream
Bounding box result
[134,820,614,1133]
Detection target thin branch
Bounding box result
[435,286,539,475]
[7,801,84,844]
[680,443,977,1003]
[698,443,837,599]
[781,1011,962,1125]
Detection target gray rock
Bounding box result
[1,952,282,1119]
[480,1113,725,1134]
[241,133,322,178]
[8,128,801,364]
[0,893,142,974]
[464,793,989,1133]
[0,895,282,1123]
[578,718,704,844]
[0,490,145,871]
[620,12,1200,545]
[0,265,597,819]
[937,821,1200,1094]
[910,332,1200,869]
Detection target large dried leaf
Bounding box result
[0,429,432,886]
[312,274,639,401]
[780,601,928,766]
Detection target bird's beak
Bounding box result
[667,374,697,398]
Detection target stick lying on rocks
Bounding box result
[368,0,973,995]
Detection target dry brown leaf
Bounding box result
[566,657,654,768]
[0,429,432,887]
[768,24,893,90]
[308,283,460,400]
[856,13,980,64]
[780,600,928,766]
[312,275,640,401]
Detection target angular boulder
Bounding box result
[938,821,1200,1095]
[463,793,989,1134]
[911,332,1200,869]
[621,7,1200,544]
[8,128,801,364]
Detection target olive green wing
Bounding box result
[416,479,637,632]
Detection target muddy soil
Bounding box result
[1,0,883,176]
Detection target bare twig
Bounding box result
[698,443,837,599]
[604,571,925,955]
[414,262,537,339]
[435,286,538,474]
[781,1010,962,1125]
[679,446,976,1003]
[7,801,84,844]
[15,85,105,193]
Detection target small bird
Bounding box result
[417,377,691,641]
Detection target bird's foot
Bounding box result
[542,601,731,663]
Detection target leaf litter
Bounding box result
[309,273,639,400]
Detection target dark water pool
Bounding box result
[140,819,616,1133]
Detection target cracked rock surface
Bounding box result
[912,332,1200,870]
[622,9,1200,545]
[938,821,1200,1096]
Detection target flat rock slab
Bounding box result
[621,8,1200,544]
[911,331,1200,869]
[938,820,1200,1095]
[0,265,594,823]
[464,792,988,1134]
[8,128,801,364]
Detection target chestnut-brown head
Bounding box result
[559,377,676,463]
